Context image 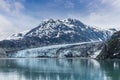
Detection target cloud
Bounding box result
[101,0,120,8]
[0,0,25,14]
[64,0,74,9]
[81,12,120,29]
[0,14,10,24]
[0,0,40,39]
[0,0,11,12]
[0,14,16,40]
[67,0,120,29]
[86,0,120,29]
[54,0,75,9]
[67,12,120,30]
[13,2,25,14]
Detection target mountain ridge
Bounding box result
[6,18,116,42]
[0,18,117,57]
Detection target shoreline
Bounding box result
[0,57,95,59]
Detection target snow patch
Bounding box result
[91,50,102,58]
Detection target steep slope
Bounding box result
[97,31,120,59]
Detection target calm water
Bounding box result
[0,58,119,80]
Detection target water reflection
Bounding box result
[99,60,120,80]
[0,59,119,80]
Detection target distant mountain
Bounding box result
[0,18,117,57]
[6,30,29,40]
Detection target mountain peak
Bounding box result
[42,18,84,25]
[6,18,115,43]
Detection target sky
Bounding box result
[0,0,120,39]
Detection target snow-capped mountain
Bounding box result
[8,18,116,42]
[25,18,116,42]
[0,18,117,58]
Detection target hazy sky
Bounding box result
[0,0,120,39]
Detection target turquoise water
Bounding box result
[0,58,119,80]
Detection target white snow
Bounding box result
[91,50,102,58]
[64,31,75,34]
[6,30,29,40]
[113,53,119,56]
[56,32,60,38]
[64,23,74,29]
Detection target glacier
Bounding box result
[10,41,103,58]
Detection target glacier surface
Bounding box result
[11,41,103,58]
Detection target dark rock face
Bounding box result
[97,31,120,59]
